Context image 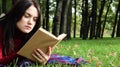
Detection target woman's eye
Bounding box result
[24,13,30,18]
[33,18,37,22]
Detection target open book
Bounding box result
[17,27,67,62]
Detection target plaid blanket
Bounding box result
[48,54,86,65]
[0,54,87,67]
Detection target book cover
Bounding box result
[17,27,66,61]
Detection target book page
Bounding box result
[39,28,57,39]
[57,33,67,40]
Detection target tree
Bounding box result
[80,0,89,39]
[73,0,77,38]
[80,0,84,38]
[52,0,63,36]
[111,0,120,38]
[45,0,49,31]
[116,13,120,37]
[116,0,120,37]
[60,0,71,34]
[101,0,112,38]
[66,0,72,39]
[89,0,97,39]
[95,0,106,38]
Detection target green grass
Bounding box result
[11,37,120,67]
[52,37,120,67]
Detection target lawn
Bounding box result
[11,37,120,67]
[52,37,120,67]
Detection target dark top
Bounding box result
[0,26,26,64]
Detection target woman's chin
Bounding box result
[22,30,31,34]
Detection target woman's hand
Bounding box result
[32,47,52,65]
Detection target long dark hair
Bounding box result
[0,0,41,55]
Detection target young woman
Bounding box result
[0,0,87,66]
[0,0,52,66]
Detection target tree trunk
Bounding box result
[45,0,49,31]
[80,0,84,38]
[60,0,70,34]
[42,17,46,29]
[95,0,106,38]
[111,0,120,38]
[52,0,63,36]
[101,1,112,38]
[81,0,89,39]
[116,13,120,37]
[66,0,72,39]
[89,0,97,39]
[73,0,77,38]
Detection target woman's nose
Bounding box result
[28,18,33,25]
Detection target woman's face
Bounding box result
[16,5,38,34]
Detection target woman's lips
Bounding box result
[25,26,31,30]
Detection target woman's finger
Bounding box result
[35,49,48,61]
[33,49,46,62]
[32,53,42,63]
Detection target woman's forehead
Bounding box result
[25,5,38,17]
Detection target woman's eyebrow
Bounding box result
[25,11,38,18]
[25,12,31,16]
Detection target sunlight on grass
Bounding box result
[53,37,120,67]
